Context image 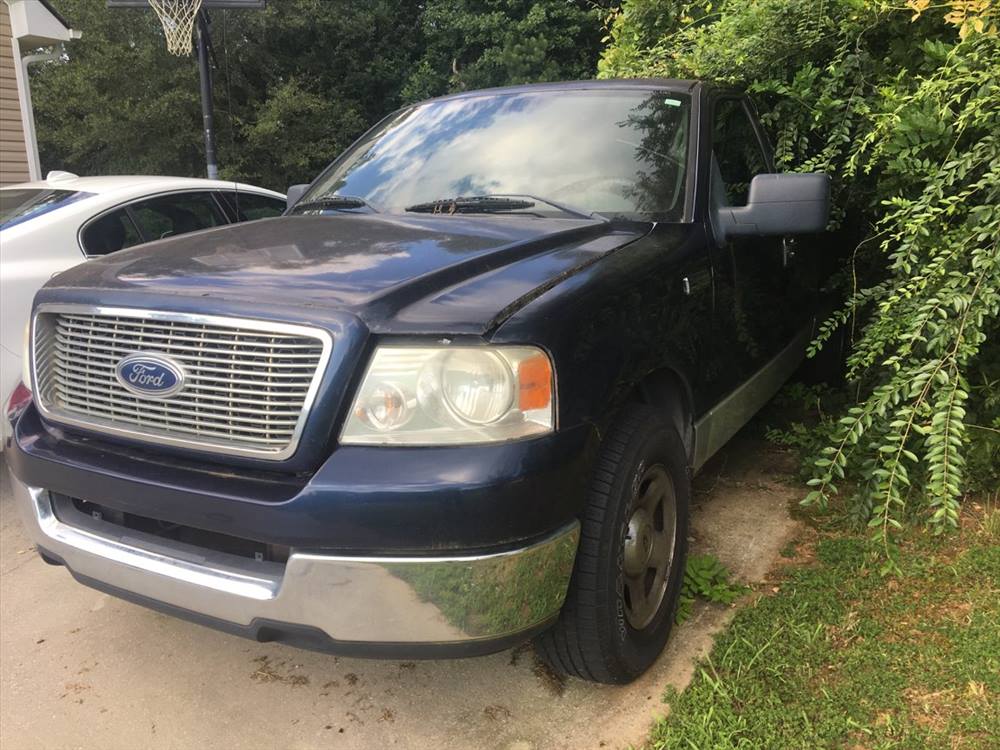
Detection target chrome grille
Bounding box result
[32,306,332,460]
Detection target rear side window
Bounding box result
[219,191,285,221]
[0,189,94,230]
[81,209,143,256]
[129,192,227,241]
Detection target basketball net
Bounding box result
[149,0,204,56]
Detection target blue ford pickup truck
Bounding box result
[6,80,830,684]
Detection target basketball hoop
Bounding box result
[149,0,204,56]
[108,0,266,176]
[107,1,266,56]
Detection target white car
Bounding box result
[0,173,286,441]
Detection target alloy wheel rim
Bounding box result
[621,464,676,630]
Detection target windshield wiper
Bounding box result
[405,194,605,221]
[405,195,535,214]
[290,195,377,213]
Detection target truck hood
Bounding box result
[43,213,649,334]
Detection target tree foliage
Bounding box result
[31,0,423,188]
[402,0,609,100]
[601,0,1000,551]
[31,0,607,189]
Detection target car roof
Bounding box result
[1,174,284,199]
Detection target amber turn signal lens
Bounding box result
[518,353,552,411]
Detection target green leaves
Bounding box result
[403,0,608,100]
[800,31,1000,546]
[677,554,748,624]
[602,1,1000,549]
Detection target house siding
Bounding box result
[1,1,30,186]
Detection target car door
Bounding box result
[1,190,100,407]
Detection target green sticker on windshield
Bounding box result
[663,97,682,107]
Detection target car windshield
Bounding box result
[301,89,691,221]
[0,188,94,230]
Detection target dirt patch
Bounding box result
[904,682,991,733]
[508,642,532,666]
[483,704,513,721]
[530,655,567,697]
[249,655,310,687]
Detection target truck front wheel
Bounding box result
[535,404,690,683]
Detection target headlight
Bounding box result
[341,345,554,445]
[22,321,32,393]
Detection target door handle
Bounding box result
[782,238,797,268]
[682,268,713,296]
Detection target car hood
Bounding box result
[41,213,650,334]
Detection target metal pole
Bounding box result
[196,12,218,179]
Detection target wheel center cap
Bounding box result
[624,508,654,577]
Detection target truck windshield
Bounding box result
[302,89,691,221]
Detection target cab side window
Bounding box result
[81,209,143,256]
[129,192,227,241]
[711,99,769,207]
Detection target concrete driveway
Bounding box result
[0,434,801,750]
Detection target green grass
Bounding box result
[647,508,1000,750]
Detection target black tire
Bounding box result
[535,403,690,684]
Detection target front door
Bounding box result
[708,96,812,373]
[693,95,814,467]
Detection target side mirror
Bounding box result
[285,184,309,210]
[716,173,830,243]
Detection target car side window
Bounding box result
[80,209,144,256]
[219,191,286,222]
[711,98,768,207]
[129,192,227,241]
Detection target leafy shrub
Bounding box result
[763,383,844,480]
[677,554,747,623]
[601,1,1000,553]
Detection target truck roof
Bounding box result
[422,78,709,105]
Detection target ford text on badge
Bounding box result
[115,353,186,398]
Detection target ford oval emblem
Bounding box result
[115,353,186,399]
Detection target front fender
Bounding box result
[491,223,714,436]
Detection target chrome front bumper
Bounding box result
[11,477,579,650]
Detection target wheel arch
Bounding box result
[631,367,695,465]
